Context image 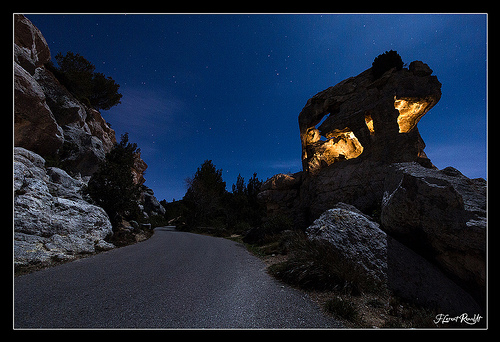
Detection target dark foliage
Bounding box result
[227,173,264,232]
[84,133,142,228]
[182,160,227,229]
[46,51,122,110]
[169,161,264,234]
[268,231,369,293]
[371,50,404,79]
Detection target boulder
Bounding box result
[14,147,114,269]
[381,162,486,304]
[306,204,388,287]
[306,203,483,314]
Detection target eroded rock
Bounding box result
[298,61,441,174]
[14,147,114,269]
[381,162,486,304]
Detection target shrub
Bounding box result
[324,297,359,322]
[371,50,404,79]
[84,133,141,228]
[47,51,122,110]
[268,231,367,293]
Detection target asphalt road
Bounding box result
[14,227,342,329]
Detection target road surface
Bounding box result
[14,227,342,328]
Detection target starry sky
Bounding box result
[26,14,487,202]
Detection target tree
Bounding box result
[85,133,141,228]
[47,51,122,110]
[232,174,246,195]
[371,50,404,79]
[227,172,264,231]
[183,160,227,228]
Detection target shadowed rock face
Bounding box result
[298,61,441,174]
[14,14,149,181]
[259,61,485,309]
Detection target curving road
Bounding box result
[14,227,341,329]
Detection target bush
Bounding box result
[47,51,122,110]
[371,50,404,79]
[268,231,367,293]
[324,297,359,322]
[84,133,141,228]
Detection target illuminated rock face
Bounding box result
[298,61,442,173]
[260,61,485,307]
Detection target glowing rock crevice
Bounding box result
[298,60,441,173]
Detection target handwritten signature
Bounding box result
[434,313,483,325]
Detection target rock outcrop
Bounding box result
[299,61,441,174]
[305,203,482,315]
[381,162,486,303]
[14,147,114,269]
[14,14,134,177]
[261,61,443,226]
[306,204,388,287]
[258,59,486,310]
[13,15,155,270]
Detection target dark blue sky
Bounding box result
[27,14,487,202]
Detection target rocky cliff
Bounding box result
[259,61,486,310]
[14,147,114,268]
[14,15,155,270]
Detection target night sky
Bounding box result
[26,14,487,202]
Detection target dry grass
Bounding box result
[231,230,441,329]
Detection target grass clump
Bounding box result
[267,231,367,294]
[324,297,359,322]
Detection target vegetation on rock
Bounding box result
[84,133,142,229]
[46,51,122,110]
[371,50,404,79]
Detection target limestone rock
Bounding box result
[381,162,486,303]
[306,204,388,287]
[33,66,117,176]
[141,187,166,217]
[257,58,486,310]
[132,151,148,185]
[298,62,441,174]
[258,172,303,225]
[14,14,50,75]
[14,63,64,156]
[14,147,114,269]
[14,14,122,177]
[305,203,483,314]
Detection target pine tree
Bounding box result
[85,133,141,228]
[183,160,227,228]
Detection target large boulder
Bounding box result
[14,147,114,269]
[306,203,483,315]
[306,204,388,287]
[381,162,486,304]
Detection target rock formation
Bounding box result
[14,147,114,269]
[306,203,482,315]
[13,15,155,269]
[299,60,441,174]
[259,60,486,310]
[260,61,444,224]
[14,14,141,177]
